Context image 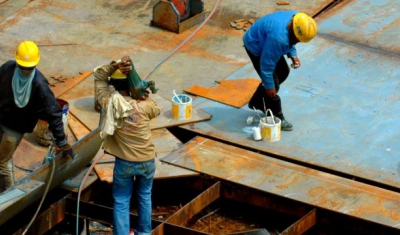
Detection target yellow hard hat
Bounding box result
[293,13,318,43]
[15,40,40,67]
[110,69,127,79]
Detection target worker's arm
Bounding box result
[94,63,116,110]
[287,46,300,68]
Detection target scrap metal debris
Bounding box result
[230,18,254,31]
[277,1,290,5]
[49,75,71,86]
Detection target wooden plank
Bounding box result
[184,78,260,108]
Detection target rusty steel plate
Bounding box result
[184,78,260,108]
[180,34,400,190]
[161,136,400,229]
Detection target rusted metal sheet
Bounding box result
[13,138,49,182]
[50,71,92,98]
[166,181,220,226]
[65,93,212,131]
[184,78,260,108]
[161,137,400,228]
[280,209,317,235]
[0,0,29,22]
[181,35,400,190]
[316,0,400,55]
[68,112,91,140]
[23,197,66,235]
[60,164,99,193]
[94,128,198,183]
[0,128,102,226]
[151,0,206,34]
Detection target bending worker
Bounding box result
[244,10,318,131]
[0,40,73,193]
[94,55,160,235]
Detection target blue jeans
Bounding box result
[112,157,155,235]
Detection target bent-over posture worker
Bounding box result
[244,10,318,131]
[0,40,73,193]
[94,55,161,235]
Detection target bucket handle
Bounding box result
[265,109,276,126]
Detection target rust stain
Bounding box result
[135,25,246,65]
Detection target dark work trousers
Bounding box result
[0,125,23,193]
[245,47,290,120]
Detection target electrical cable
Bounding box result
[22,148,56,235]
[75,149,104,235]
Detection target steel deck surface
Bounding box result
[181,1,400,190]
[317,0,400,55]
[161,136,400,228]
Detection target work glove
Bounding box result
[55,143,75,159]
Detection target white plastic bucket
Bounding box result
[36,99,69,146]
[259,109,281,142]
[172,94,192,120]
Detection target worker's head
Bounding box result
[15,41,40,71]
[110,69,130,94]
[292,13,318,43]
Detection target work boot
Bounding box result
[281,119,293,131]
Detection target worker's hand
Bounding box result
[110,61,119,70]
[116,60,131,74]
[118,55,133,74]
[291,56,301,69]
[137,90,150,102]
[55,144,75,159]
[265,88,277,98]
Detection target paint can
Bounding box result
[171,94,192,120]
[259,109,281,142]
[36,99,69,146]
[252,126,261,141]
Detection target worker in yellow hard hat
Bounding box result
[243,10,318,131]
[0,41,73,193]
[94,56,160,235]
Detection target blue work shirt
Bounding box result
[243,10,298,89]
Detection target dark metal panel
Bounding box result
[167,181,220,226]
[161,137,400,228]
[65,198,163,233]
[23,198,66,235]
[280,209,317,235]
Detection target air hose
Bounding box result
[143,0,222,80]
[75,147,104,235]
[22,147,56,235]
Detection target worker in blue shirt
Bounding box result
[244,10,317,131]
